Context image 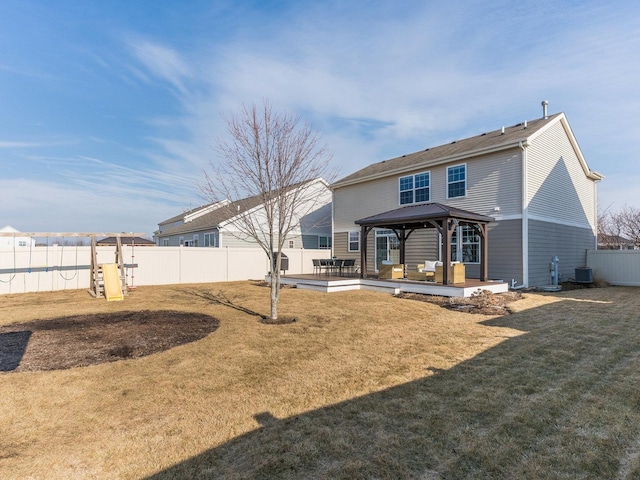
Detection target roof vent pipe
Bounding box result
[542,100,549,119]
[524,120,528,129]
[501,126,505,135]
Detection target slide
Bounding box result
[102,263,124,301]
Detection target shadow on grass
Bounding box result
[0,331,31,372]
[146,289,640,479]
[188,289,268,320]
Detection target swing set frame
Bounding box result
[0,231,145,298]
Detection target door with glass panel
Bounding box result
[375,230,400,270]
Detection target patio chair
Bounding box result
[312,259,322,274]
[319,258,331,275]
[435,262,466,284]
[341,259,356,276]
[378,263,404,279]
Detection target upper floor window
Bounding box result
[399,171,430,205]
[447,164,466,198]
[348,231,360,252]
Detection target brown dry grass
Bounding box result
[1,282,640,479]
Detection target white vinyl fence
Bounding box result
[586,250,640,287]
[0,246,331,295]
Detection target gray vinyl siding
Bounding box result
[333,149,523,235]
[482,219,523,284]
[333,176,400,233]
[528,219,594,286]
[430,150,523,217]
[526,121,596,228]
[157,229,218,247]
[404,229,440,271]
[334,231,348,258]
[333,232,361,269]
[221,232,303,249]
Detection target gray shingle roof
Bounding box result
[158,194,264,236]
[157,178,327,237]
[355,202,494,229]
[333,113,563,187]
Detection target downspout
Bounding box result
[593,180,599,250]
[520,140,529,287]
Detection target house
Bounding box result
[97,236,155,247]
[0,226,36,250]
[598,234,637,250]
[331,105,604,287]
[155,178,332,249]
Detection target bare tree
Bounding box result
[202,101,334,321]
[613,205,640,247]
[597,207,623,249]
[598,205,640,249]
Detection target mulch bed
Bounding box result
[0,310,219,373]
[395,290,523,315]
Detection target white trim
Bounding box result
[527,214,594,231]
[527,113,603,181]
[446,163,467,199]
[398,170,431,205]
[490,214,523,222]
[488,213,591,231]
[521,142,529,287]
[347,230,360,252]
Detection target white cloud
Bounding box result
[126,37,193,95]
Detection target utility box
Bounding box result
[272,252,289,274]
[575,267,593,284]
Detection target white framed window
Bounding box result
[318,236,332,249]
[18,240,27,247]
[348,231,360,252]
[447,164,466,198]
[162,239,169,246]
[179,236,184,246]
[399,171,430,205]
[204,232,219,247]
[193,234,199,247]
[450,226,480,263]
[288,240,295,248]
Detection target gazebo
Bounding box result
[355,203,494,285]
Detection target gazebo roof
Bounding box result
[355,203,494,230]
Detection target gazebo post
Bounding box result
[479,224,489,281]
[360,225,369,279]
[443,219,457,285]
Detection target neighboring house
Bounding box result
[598,234,637,250]
[0,226,35,249]
[97,236,155,247]
[155,178,332,250]
[331,106,604,287]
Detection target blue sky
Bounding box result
[1,1,639,236]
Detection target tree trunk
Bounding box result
[270,257,280,320]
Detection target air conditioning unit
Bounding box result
[574,267,593,284]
